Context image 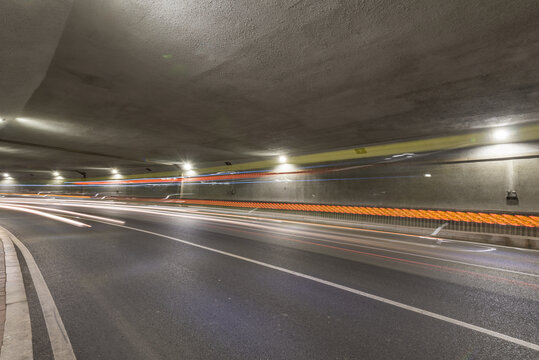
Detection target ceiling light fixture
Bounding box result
[3,173,10,178]
[111,168,119,175]
[278,155,288,164]
[424,173,432,178]
[53,171,60,177]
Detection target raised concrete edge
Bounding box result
[0,233,4,348]
[0,227,32,360]
[436,229,539,249]
[6,228,77,360]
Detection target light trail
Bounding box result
[6,204,126,225]
[204,223,539,288]
[0,199,537,277]
[0,204,91,228]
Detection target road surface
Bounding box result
[0,198,537,359]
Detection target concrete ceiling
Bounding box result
[2,0,539,177]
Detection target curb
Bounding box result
[0,228,32,360]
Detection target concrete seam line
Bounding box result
[106,222,539,352]
[0,228,32,360]
[0,227,76,360]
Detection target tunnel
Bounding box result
[0,1,538,359]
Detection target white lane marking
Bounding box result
[7,205,125,225]
[248,208,258,213]
[434,239,496,252]
[431,222,449,236]
[3,228,77,360]
[2,199,537,277]
[102,222,539,351]
[300,227,498,253]
[420,236,496,252]
[0,205,90,228]
[0,229,33,360]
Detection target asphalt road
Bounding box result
[0,199,537,359]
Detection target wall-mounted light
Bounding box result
[473,143,536,158]
[278,155,287,164]
[275,163,296,172]
[53,171,60,177]
[111,168,119,175]
[492,127,511,142]
[182,163,193,171]
[3,173,10,178]
[424,173,432,178]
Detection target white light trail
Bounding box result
[0,204,91,228]
[7,204,125,225]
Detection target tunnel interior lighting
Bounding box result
[275,163,296,172]
[492,127,511,142]
[3,173,10,178]
[182,163,193,171]
[278,155,288,164]
[424,173,432,177]
[53,171,60,177]
[111,168,119,175]
[473,143,536,158]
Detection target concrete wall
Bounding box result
[180,158,539,213]
[2,157,538,213]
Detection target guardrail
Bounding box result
[305,210,538,238]
[170,199,539,238]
